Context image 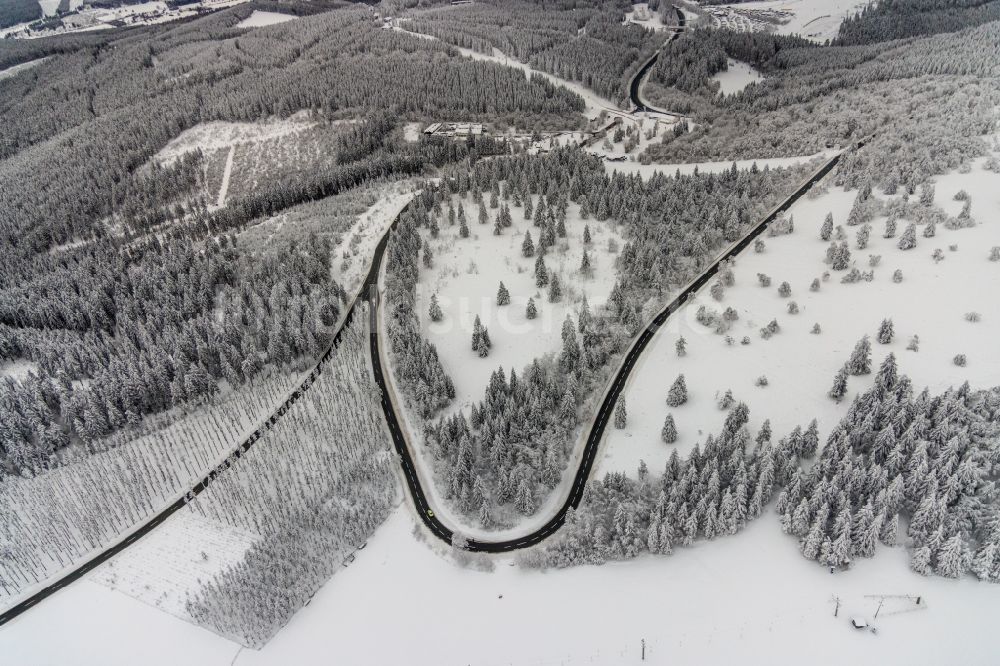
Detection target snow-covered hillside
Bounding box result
[600,153,1000,478]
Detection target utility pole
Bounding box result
[641,638,646,661]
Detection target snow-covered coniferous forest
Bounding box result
[1,0,999,663]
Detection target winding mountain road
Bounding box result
[0,76,864,630]
[374,142,861,552]
[629,6,686,115]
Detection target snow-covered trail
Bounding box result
[392,21,621,121]
[215,146,235,209]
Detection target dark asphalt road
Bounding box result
[373,145,856,553]
[629,6,686,114]
[0,220,399,628]
[0,124,864,627]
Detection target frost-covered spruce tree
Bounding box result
[493,219,503,236]
[877,318,894,344]
[666,374,688,407]
[661,414,677,444]
[522,230,535,257]
[675,336,687,357]
[496,282,510,306]
[778,281,791,298]
[459,216,470,239]
[429,294,444,322]
[478,204,488,225]
[580,250,592,276]
[856,223,871,250]
[423,240,434,268]
[471,315,483,352]
[923,220,936,238]
[829,242,851,270]
[583,224,592,244]
[478,327,492,357]
[525,297,537,320]
[548,273,562,302]
[884,217,897,238]
[919,183,935,206]
[534,254,548,287]
[578,294,591,332]
[523,195,533,221]
[801,419,819,457]
[898,223,917,250]
[829,365,848,400]
[846,336,872,374]
[614,399,627,429]
[821,213,834,241]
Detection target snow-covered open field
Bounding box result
[153,117,317,167]
[235,10,297,29]
[712,58,763,95]
[625,2,674,32]
[599,154,1000,478]
[4,502,999,665]
[89,511,257,620]
[721,0,872,41]
[414,193,625,414]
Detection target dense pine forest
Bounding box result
[0,4,572,475]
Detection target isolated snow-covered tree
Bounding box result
[583,224,592,243]
[846,336,872,374]
[522,230,535,258]
[423,240,434,268]
[898,223,917,250]
[829,365,849,400]
[675,336,687,357]
[820,213,833,241]
[884,217,897,238]
[580,250,593,276]
[429,294,444,322]
[856,223,871,250]
[778,281,791,298]
[548,273,562,302]
[661,414,677,444]
[614,400,627,429]
[525,297,538,320]
[497,282,510,306]
[478,327,492,358]
[666,374,688,407]
[459,216,470,239]
[877,318,894,344]
[534,254,549,287]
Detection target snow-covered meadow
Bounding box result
[234,10,297,29]
[712,58,763,95]
[718,0,872,41]
[414,193,626,413]
[599,154,1000,478]
[4,502,999,665]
